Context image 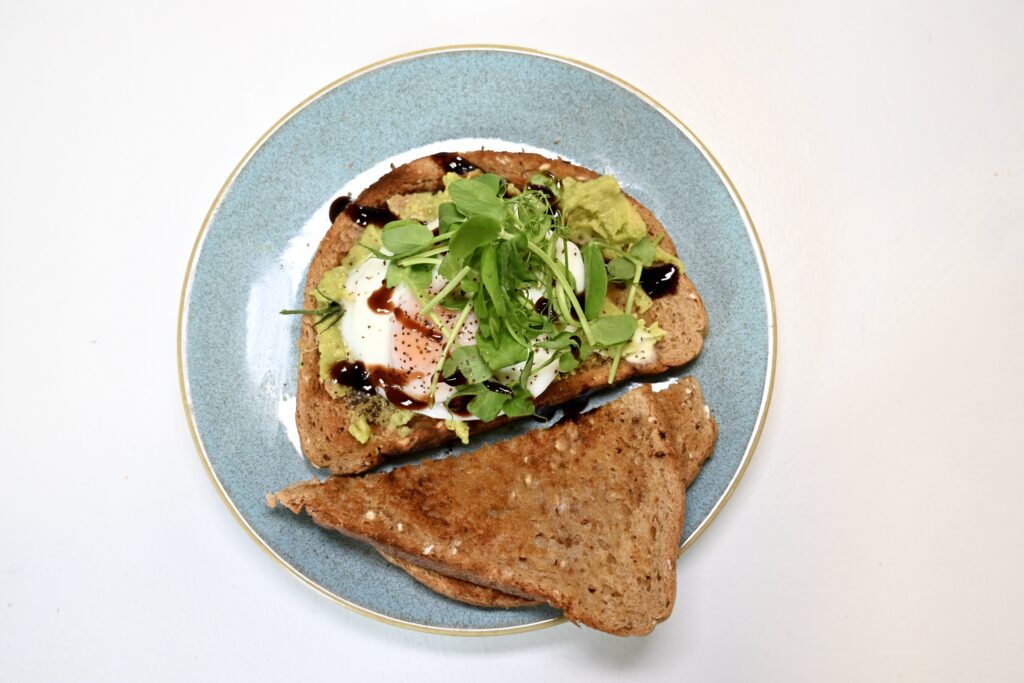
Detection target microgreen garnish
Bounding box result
[596,237,657,382]
[361,172,667,418]
[581,243,607,320]
[279,289,345,331]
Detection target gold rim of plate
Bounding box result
[176,44,778,637]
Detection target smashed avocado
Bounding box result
[445,419,470,444]
[622,320,666,365]
[561,176,647,246]
[348,408,413,443]
[387,192,445,222]
[345,397,413,443]
[308,225,415,439]
[385,172,469,222]
[348,413,372,443]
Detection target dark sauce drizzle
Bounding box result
[639,263,680,299]
[431,153,477,175]
[531,405,557,422]
[375,367,428,410]
[329,280,459,411]
[343,203,398,227]
[558,394,591,423]
[533,297,558,321]
[329,360,428,410]
[443,370,468,387]
[447,394,472,417]
[367,283,444,343]
[330,360,374,394]
[534,295,585,320]
[483,381,513,396]
[328,195,352,224]
[569,334,584,361]
[526,183,560,215]
[531,393,591,423]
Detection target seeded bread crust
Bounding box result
[297,151,709,475]
[381,552,543,608]
[378,378,717,608]
[271,384,688,636]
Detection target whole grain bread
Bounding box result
[379,378,717,608]
[270,383,689,636]
[296,151,709,475]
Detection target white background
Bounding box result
[1,1,1022,681]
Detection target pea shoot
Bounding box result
[366,172,651,420]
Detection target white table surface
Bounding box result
[2,1,1022,680]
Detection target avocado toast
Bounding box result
[292,151,709,475]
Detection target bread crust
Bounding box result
[296,151,709,475]
[378,551,542,608]
[271,383,700,636]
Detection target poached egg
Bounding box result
[337,238,585,421]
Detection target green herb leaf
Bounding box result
[480,245,507,318]
[577,336,593,361]
[460,272,480,294]
[590,314,638,346]
[629,237,656,267]
[477,328,529,370]
[581,243,607,320]
[654,246,684,270]
[558,351,580,373]
[448,215,502,257]
[466,386,508,422]
[438,201,464,234]
[384,262,405,288]
[408,264,433,290]
[498,236,532,285]
[441,345,492,383]
[606,257,636,282]
[440,215,502,279]
[502,388,536,418]
[386,261,433,290]
[381,220,433,254]
[448,178,505,222]
[534,331,576,351]
[475,173,504,195]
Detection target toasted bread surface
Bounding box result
[272,384,686,636]
[297,151,709,475]
[381,378,717,607]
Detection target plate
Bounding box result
[178,45,775,635]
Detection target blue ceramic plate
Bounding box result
[179,46,775,635]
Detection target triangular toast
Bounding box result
[377,378,717,609]
[271,383,692,635]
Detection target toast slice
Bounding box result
[378,377,717,608]
[296,151,709,475]
[271,383,688,636]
